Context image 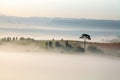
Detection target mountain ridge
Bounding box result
[0,15,120,29]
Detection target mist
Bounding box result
[0,0,120,79]
[0,42,120,80]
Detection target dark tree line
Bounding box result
[0,37,34,41]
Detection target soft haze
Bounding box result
[0,15,120,42]
[0,0,120,20]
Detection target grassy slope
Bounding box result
[0,39,120,49]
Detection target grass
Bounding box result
[0,39,120,54]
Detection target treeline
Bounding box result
[45,39,103,53]
[0,37,34,41]
[45,39,85,53]
[0,37,103,53]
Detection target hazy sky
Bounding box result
[0,0,120,20]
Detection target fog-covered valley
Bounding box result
[0,41,120,80]
[0,13,120,80]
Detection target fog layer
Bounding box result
[0,50,120,80]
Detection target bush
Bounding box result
[87,46,103,53]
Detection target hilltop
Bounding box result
[0,38,120,57]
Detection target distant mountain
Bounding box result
[0,15,120,29]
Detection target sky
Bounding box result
[0,0,120,20]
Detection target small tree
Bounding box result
[79,34,91,50]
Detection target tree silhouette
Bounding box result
[79,34,91,50]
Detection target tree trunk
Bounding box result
[84,38,86,51]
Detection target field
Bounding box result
[0,39,120,80]
[0,39,120,57]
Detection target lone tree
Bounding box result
[79,34,91,50]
